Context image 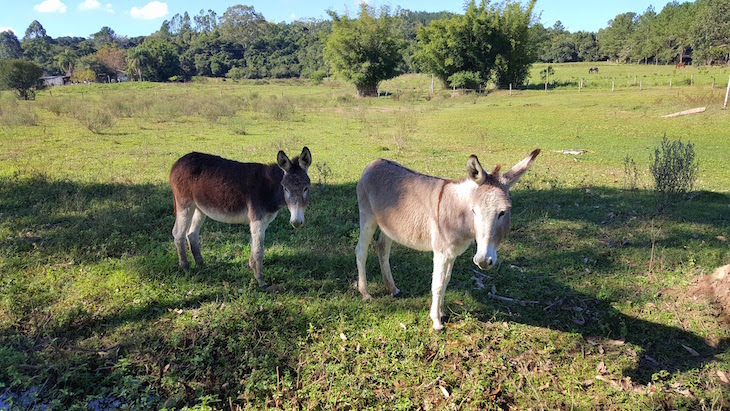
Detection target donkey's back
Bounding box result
[170,152,282,222]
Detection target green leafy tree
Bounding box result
[219,5,268,47]
[0,59,44,100]
[126,47,147,81]
[415,0,536,88]
[691,0,730,64]
[597,12,637,62]
[0,31,23,60]
[135,38,181,81]
[54,48,77,75]
[21,20,54,71]
[324,4,404,96]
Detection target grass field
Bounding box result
[1,63,729,410]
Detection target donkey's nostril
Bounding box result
[487,257,494,266]
[290,220,303,228]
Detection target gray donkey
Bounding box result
[355,149,539,330]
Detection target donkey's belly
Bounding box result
[198,204,250,224]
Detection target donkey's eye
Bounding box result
[303,187,309,194]
[498,210,505,218]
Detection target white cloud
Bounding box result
[130,1,168,20]
[33,0,67,13]
[0,26,16,34]
[79,0,114,12]
[79,0,99,9]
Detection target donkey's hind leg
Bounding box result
[187,208,207,266]
[376,232,401,297]
[172,202,194,269]
[355,212,377,301]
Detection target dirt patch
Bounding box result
[690,264,730,322]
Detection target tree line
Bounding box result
[1,0,728,98]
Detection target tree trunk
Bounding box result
[356,82,379,97]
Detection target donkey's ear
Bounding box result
[466,155,487,185]
[277,150,292,173]
[501,149,540,190]
[298,146,312,172]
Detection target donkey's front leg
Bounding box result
[430,252,455,331]
[248,220,268,287]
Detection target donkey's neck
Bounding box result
[437,179,477,238]
[264,163,287,210]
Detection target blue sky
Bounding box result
[1,0,677,39]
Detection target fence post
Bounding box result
[670,79,672,89]
[545,69,548,94]
[712,77,715,89]
[640,80,642,91]
[612,80,615,92]
[509,83,512,96]
[724,73,730,108]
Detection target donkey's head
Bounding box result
[277,146,312,228]
[466,149,540,270]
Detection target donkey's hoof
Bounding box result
[392,290,404,299]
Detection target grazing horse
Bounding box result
[355,149,540,330]
[170,147,312,287]
[589,67,599,74]
[676,62,686,68]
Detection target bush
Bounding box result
[72,104,117,134]
[447,71,481,90]
[650,135,698,208]
[0,100,39,126]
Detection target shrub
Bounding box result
[447,71,481,90]
[650,135,698,209]
[72,104,117,134]
[0,100,39,126]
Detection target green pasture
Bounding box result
[1,65,729,410]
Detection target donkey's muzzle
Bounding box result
[474,256,495,270]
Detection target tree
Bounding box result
[414,0,536,87]
[55,48,77,75]
[95,46,127,79]
[126,47,147,81]
[0,31,23,60]
[691,0,730,64]
[194,9,218,33]
[0,59,44,100]
[219,5,268,47]
[91,26,118,49]
[597,13,637,62]
[324,4,405,96]
[135,38,181,81]
[22,20,53,71]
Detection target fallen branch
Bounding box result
[488,285,539,306]
[661,107,705,118]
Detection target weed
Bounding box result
[650,135,698,209]
[0,101,39,126]
[314,162,332,185]
[71,104,117,134]
[623,155,640,190]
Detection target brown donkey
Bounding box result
[355,149,539,330]
[170,147,312,287]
